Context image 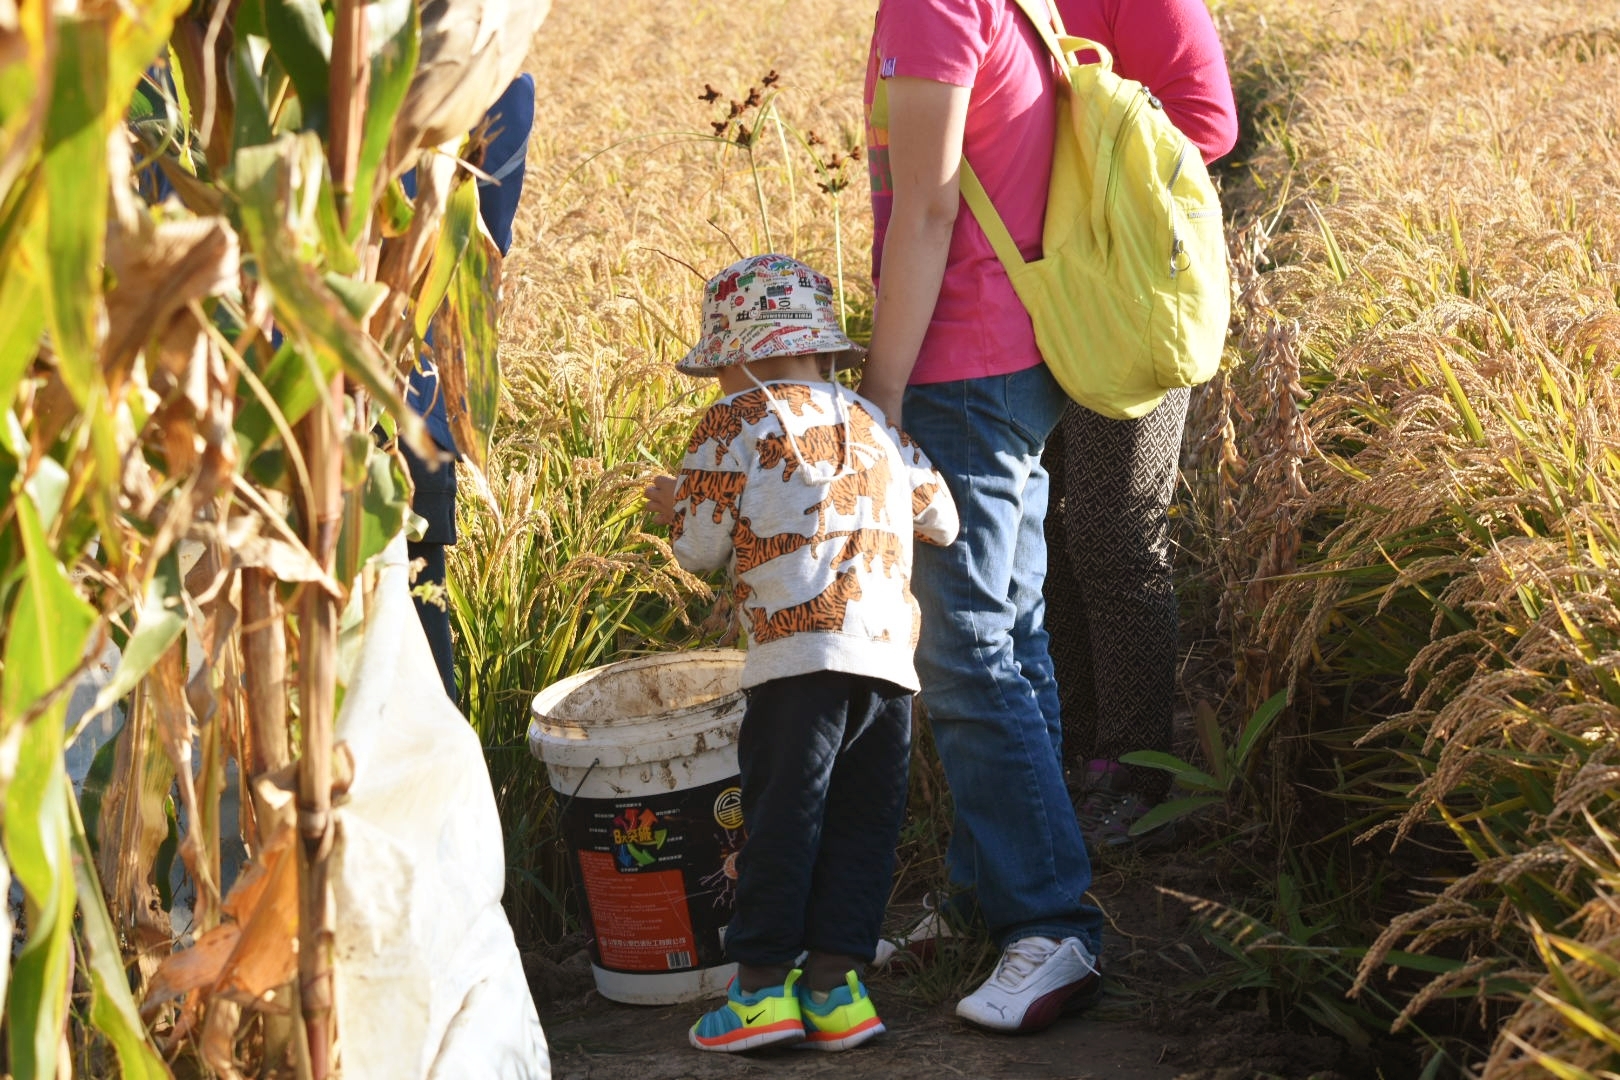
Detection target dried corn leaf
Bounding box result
[143,923,241,1010]
[142,822,297,1012]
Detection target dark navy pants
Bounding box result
[407,539,457,704]
[723,672,912,968]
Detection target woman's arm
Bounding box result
[859,76,972,427]
[1104,0,1238,164]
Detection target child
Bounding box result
[645,254,958,1053]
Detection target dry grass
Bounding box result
[504,0,873,393]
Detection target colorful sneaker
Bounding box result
[956,936,1099,1033]
[689,969,805,1052]
[795,970,886,1051]
[872,891,957,968]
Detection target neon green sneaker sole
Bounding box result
[689,969,806,1053]
[796,970,886,1052]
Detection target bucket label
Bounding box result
[564,774,745,974]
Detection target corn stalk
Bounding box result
[0,0,543,1073]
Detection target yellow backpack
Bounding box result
[960,0,1231,420]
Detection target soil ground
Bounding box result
[528,855,1368,1080]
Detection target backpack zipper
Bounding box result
[1104,87,1153,248]
[1168,144,1189,278]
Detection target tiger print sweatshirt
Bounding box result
[669,380,959,691]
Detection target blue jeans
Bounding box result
[904,364,1103,956]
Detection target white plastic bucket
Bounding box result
[529,649,747,1005]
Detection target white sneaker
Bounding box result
[955,936,1099,1033]
[872,893,956,968]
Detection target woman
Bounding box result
[1043,0,1238,851]
[858,0,1237,1034]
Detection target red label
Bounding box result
[576,851,699,972]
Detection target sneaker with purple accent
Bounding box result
[872,892,956,969]
[955,936,1099,1033]
[1076,759,1177,852]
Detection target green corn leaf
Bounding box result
[2,493,96,1079]
[233,136,428,457]
[0,0,50,210]
[324,272,388,321]
[235,0,267,37]
[316,168,360,274]
[348,0,419,242]
[234,340,337,460]
[0,200,46,410]
[415,174,478,338]
[337,441,409,585]
[41,17,112,406]
[6,733,76,1080]
[232,39,274,150]
[75,717,126,856]
[1128,795,1222,835]
[444,210,501,471]
[379,175,415,236]
[67,777,171,1079]
[264,0,332,135]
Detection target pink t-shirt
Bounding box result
[866,0,1054,384]
[1057,0,1239,163]
[864,0,1237,386]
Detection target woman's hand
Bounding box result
[643,474,679,526]
[857,373,905,430]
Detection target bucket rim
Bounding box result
[528,649,747,768]
[530,648,746,727]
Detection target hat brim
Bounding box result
[675,332,868,377]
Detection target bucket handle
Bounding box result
[557,756,602,821]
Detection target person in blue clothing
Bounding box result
[404,74,534,703]
[132,63,533,705]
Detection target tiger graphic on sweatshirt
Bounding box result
[747,567,863,645]
[685,384,818,465]
[666,380,958,691]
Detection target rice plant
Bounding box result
[1180,0,1620,1071]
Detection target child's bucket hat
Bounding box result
[677,254,866,376]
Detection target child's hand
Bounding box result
[644,474,680,526]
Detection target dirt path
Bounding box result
[543,995,1182,1080]
[530,862,1361,1080]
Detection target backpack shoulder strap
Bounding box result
[1004,0,1115,75]
[959,159,1027,272]
[1005,0,1066,66]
